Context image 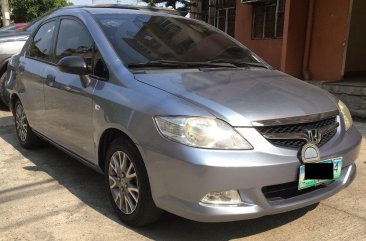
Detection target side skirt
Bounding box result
[33,129,104,174]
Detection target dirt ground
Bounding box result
[1,107,366,241]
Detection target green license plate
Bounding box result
[298,157,342,190]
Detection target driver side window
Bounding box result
[55,19,94,74]
[55,18,109,79]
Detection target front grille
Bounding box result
[318,129,337,146]
[256,116,338,149]
[262,181,327,201]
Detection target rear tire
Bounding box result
[14,100,43,149]
[104,137,162,227]
[0,71,9,108]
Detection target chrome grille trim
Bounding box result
[251,110,339,127]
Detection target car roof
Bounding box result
[62,4,183,16]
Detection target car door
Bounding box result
[18,20,57,135]
[43,17,98,161]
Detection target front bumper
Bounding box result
[141,125,361,222]
[156,164,356,222]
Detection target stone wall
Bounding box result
[309,81,366,119]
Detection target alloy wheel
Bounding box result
[15,103,28,142]
[108,151,139,214]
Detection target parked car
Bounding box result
[0,23,28,32]
[6,5,361,227]
[0,20,42,107]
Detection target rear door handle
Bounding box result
[45,74,55,87]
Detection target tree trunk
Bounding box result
[1,0,10,26]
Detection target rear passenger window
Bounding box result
[55,19,93,73]
[29,21,56,62]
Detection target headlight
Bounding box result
[338,100,352,131]
[154,116,252,150]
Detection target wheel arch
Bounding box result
[97,128,144,173]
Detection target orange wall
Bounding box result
[234,0,352,81]
[234,0,283,69]
[280,0,309,78]
[308,0,351,81]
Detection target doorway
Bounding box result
[344,0,366,79]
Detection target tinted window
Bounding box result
[29,21,56,62]
[55,19,93,73]
[95,14,260,66]
[93,47,109,79]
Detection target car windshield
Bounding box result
[95,14,262,67]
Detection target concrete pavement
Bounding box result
[0,107,365,241]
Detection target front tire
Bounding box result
[104,137,162,227]
[14,100,43,149]
[0,71,9,108]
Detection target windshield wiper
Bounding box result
[207,59,268,69]
[128,60,238,69]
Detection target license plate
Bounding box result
[298,157,342,190]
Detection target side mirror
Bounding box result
[57,56,88,76]
[57,56,91,88]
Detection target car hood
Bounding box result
[134,69,339,126]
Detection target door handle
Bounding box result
[63,85,80,94]
[45,74,55,87]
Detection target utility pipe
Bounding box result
[302,0,315,80]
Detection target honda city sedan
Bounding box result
[6,5,361,227]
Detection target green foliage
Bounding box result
[142,0,191,15]
[164,0,190,10]
[144,0,157,6]
[9,0,73,22]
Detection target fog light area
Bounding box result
[200,190,243,205]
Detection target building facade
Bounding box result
[190,0,366,82]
